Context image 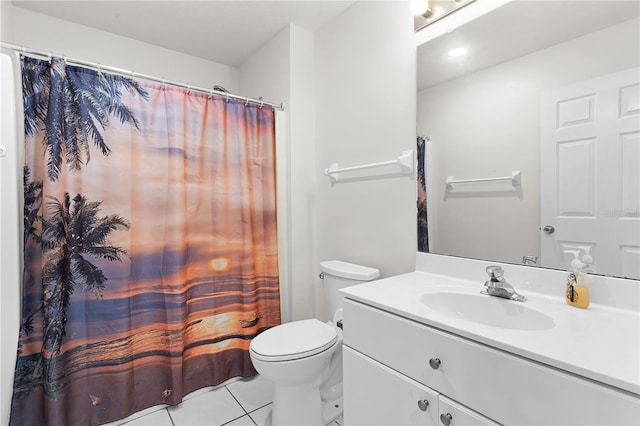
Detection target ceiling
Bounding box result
[417,0,640,91]
[14,1,638,89]
[11,0,356,67]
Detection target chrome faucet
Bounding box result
[481,265,527,302]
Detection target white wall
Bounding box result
[242,1,419,323]
[315,1,417,297]
[286,25,318,322]
[417,18,640,264]
[240,26,293,323]
[240,24,317,322]
[2,10,21,424]
[0,51,22,426]
[8,7,239,91]
[0,1,14,41]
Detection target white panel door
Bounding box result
[541,68,640,278]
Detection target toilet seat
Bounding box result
[250,319,338,362]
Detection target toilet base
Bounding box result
[322,396,343,424]
[263,395,343,426]
[271,384,323,425]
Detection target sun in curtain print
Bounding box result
[12,56,281,426]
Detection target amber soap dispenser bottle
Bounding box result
[565,253,590,309]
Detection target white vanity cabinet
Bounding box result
[437,395,498,426]
[343,346,440,425]
[344,346,497,426]
[342,298,640,425]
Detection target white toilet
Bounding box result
[249,260,379,426]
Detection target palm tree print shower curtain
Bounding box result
[11,56,281,426]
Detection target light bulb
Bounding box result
[433,6,445,17]
[410,0,429,16]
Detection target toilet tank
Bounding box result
[320,260,379,318]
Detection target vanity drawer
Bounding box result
[343,298,640,425]
[344,346,439,426]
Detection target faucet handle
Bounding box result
[486,265,504,281]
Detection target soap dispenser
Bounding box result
[581,247,597,274]
[565,251,590,309]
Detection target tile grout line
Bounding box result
[247,401,271,414]
[165,407,176,426]
[225,385,249,415]
[221,385,258,426]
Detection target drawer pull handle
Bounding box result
[417,399,429,411]
[429,358,441,369]
[440,413,453,425]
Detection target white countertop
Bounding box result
[341,270,640,395]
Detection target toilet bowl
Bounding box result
[249,260,379,426]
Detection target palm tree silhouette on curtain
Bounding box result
[40,193,130,390]
[23,166,43,247]
[15,56,145,396]
[15,190,130,396]
[22,56,148,181]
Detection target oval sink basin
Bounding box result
[419,291,555,331]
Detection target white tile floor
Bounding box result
[111,374,344,426]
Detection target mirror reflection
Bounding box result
[416,0,640,279]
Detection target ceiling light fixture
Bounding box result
[414,0,477,32]
[432,6,446,17]
[448,47,469,57]
[410,0,429,16]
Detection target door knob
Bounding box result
[429,358,441,369]
[417,399,429,411]
[543,225,555,234]
[440,413,453,425]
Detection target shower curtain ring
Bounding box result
[47,52,52,63]
[258,97,264,109]
[225,93,230,103]
[245,97,249,107]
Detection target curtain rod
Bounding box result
[0,41,284,111]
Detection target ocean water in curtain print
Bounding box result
[12,56,280,426]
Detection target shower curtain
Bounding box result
[417,136,429,252]
[11,56,281,426]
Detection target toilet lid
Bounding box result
[250,319,338,361]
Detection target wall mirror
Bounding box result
[416,0,640,280]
